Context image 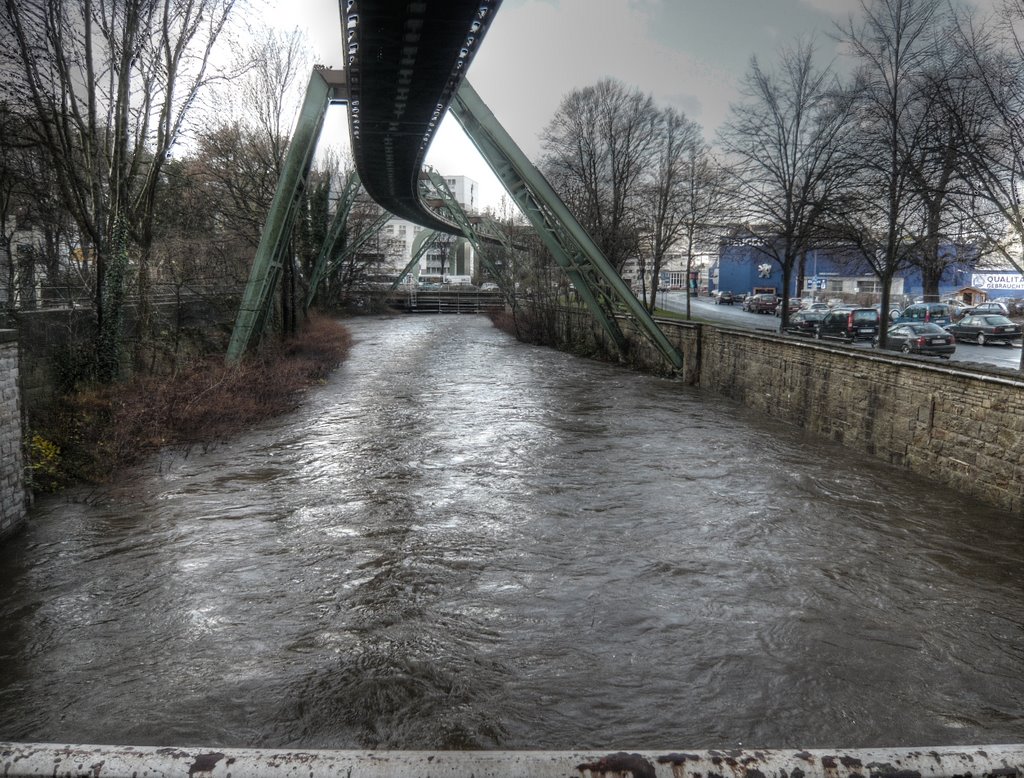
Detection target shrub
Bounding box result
[27,315,352,487]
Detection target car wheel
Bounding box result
[977,333,986,346]
[901,343,912,354]
[814,330,823,340]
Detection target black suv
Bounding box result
[716,290,736,305]
[815,307,880,342]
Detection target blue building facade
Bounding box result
[713,243,1024,302]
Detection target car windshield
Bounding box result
[912,323,945,334]
[851,310,877,322]
[981,315,1012,325]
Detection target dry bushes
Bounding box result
[28,315,352,488]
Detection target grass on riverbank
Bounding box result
[27,314,352,491]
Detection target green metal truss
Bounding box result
[228,69,682,371]
[420,168,507,284]
[227,68,347,363]
[390,228,439,290]
[305,170,363,311]
[449,79,684,370]
[318,209,393,281]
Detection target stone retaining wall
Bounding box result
[0,330,27,540]
[529,307,1024,515]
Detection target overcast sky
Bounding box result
[267,0,1002,211]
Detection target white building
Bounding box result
[623,249,717,300]
[382,174,479,285]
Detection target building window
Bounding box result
[856,279,882,294]
[827,279,844,292]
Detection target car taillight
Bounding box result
[847,313,854,328]
[916,336,927,346]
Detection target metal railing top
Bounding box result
[1,743,1021,778]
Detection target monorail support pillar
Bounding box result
[450,79,683,370]
[227,68,346,363]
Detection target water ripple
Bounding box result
[0,314,1021,751]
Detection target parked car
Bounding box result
[716,290,736,305]
[784,309,826,336]
[744,293,779,314]
[804,301,830,312]
[815,307,880,342]
[968,301,1011,317]
[941,300,972,320]
[873,304,902,321]
[874,322,955,357]
[775,298,802,317]
[480,282,500,291]
[894,302,954,328]
[945,314,1023,346]
[1003,298,1024,316]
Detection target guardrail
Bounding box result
[1,743,1021,778]
[386,289,506,314]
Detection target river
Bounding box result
[1,314,1021,751]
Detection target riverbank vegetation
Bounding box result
[27,315,352,492]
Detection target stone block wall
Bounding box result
[0,330,27,540]
[532,307,1024,515]
[696,326,1024,514]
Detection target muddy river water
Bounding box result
[0,315,1021,750]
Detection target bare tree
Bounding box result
[636,107,700,313]
[834,0,946,345]
[678,142,732,320]
[0,102,31,312]
[1,0,237,378]
[950,0,1024,370]
[540,78,660,273]
[720,38,855,330]
[905,50,982,302]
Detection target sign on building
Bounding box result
[971,273,1024,290]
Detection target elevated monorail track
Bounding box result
[344,0,501,235]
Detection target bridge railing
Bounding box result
[1,743,1021,778]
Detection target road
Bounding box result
[657,292,1023,371]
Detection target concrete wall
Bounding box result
[528,307,1024,515]
[0,330,27,540]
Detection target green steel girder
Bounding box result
[472,216,517,253]
[449,79,684,370]
[321,209,393,280]
[305,171,363,311]
[227,69,344,363]
[420,169,506,285]
[390,229,439,290]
